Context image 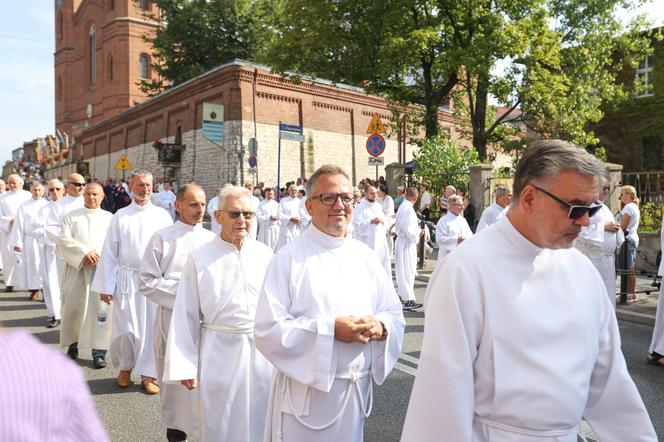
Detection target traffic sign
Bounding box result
[279,123,303,133]
[366,133,386,157]
[279,123,305,142]
[114,154,133,171]
[366,113,386,134]
[248,138,258,156]
[368,156,385,166]
[248,155,257,168]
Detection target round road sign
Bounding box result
[366,133,386,157]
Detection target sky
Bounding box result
[0,1,663,164]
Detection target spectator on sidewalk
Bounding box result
[618,185,640,302]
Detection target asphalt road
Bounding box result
[2,276,663,441]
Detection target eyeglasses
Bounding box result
[70,182,85,187]
[310,192,354,206]
[221,210,254,219]
[533,185,602,219]
[48,188,63,192]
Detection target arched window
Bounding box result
[89,25,96,86]
[108,55,114,82]
[57,77,63,102]
[139,54,150,80]
[58,12,64,41]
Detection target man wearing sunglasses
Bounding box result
[255,164,405,442]
[403,140,655,441]
[165,185,274,441]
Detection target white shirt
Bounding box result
[620,202,640,247]
[476,202,508,232]
[402,215,655,441]
[435,211,473,258]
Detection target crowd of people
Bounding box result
[1,138,662,441]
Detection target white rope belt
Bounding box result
[276,370,373,441]
[202,323,253,334]
[119,264,139,296]
[474,415,576,437]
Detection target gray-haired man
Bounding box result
[403,140,655,441]
[476,184,512,232]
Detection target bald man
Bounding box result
[0,174,32,291]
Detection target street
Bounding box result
[2,276,663,441]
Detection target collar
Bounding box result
[496,215,544,256]
[307,223,348,249]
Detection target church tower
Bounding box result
[54,0,160,144]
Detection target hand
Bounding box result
[458,236,466,243]
[355,315,386,341]
[419,229,425,237]
[371,217,383,224]
[181,379,197,390]
[291,217,300,224]
[334,316,373,344]
[83,250,101,266]
[270,215,279,221]
[13,246,21,252]
[604,221,620,232]
[100,293,113,304]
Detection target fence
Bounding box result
[621,171,664,232]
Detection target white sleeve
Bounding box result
[435,218,457,252]
[278,200,292,224]
[90,215,121,295]
[139,233,178,310]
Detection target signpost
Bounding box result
[365,113,387,181]
[277,122,304,200]
[114,154,133,180]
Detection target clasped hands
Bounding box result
[83,250,101,267]
[335,315,385,344]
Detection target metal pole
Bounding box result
[417,218,425,269]
[619,229,628,304]
[277,121,282,201]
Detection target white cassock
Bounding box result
[402,216,656,442]
[153,191,177,221]
[353,198,391,277]
[379,195,395,256]
[254,225,405,442]
[299,197,311,230]
[0,189,32,284]
[139,221,216,438]
[43,195,85,289]
[0,192,6,269]
[275,197,302,250]
[59,207,114,350]
[8,197,48,290]
[32,201,63,321]
[575,204,622,305]
[207,196,221,234]
[250,195,261,239]
[91,201,173,377]
[256,199,280,250]
[649,215,664,358]
[164,236,274,442]
[394,200,420,302]
[476,202,508,232]
[435,211,473,259]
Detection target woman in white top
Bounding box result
[618,185,640,300]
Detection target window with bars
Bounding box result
[636,56,654,98]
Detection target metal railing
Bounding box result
[621,171,664,232]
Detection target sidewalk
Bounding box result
[414,252,660,326]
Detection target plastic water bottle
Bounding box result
[97,303,108,327]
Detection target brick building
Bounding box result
[55,0,159,139]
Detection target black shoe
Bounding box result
[166,428,188,442]
[403,300,423,310]
[46,317,60,328]
[67,344,79,360]
[4,286,13,293]
[93,356,107,369]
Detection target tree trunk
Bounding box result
[422,61,440,138]
[472,75,489,162]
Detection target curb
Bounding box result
[616,309,656,326]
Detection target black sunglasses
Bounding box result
[533,185,602,219]
[221,210,254,219]
[70,182,86,187]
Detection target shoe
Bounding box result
[67,344,79,360]
[4,286,13,293]
[403,300,423,310]
[166,428,188,442]
[30,290,42,301]
[647,353,664,367]
[46,317,60,328]
[93,356,107,369]
[116,370,132,388]
[140,377,160,395]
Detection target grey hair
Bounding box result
[495,184,511,199]
[512,140,604,204]
[48,178,63,188]
[448,194,463,206]
[405,187,419,198]
[219,185,251,209]
[130,169,153,182]
[306,164,351,196]
[444,185,456,194]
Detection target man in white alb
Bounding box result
[153,182,177,221]
[206,186,224,234]
[402,140,656,441]
[394,187,424,310]
[92,170,173,394]
[256,187,280,250]
[9,182,48,306]
[476,184,511,232]
[255,165,405,442]
[435,194,473,260]
[353,185,391,277]
[0,179,6,271]
[59,183,113,368]
[245,181,261,239]
[164,186,273,442]
[0,174,32,292]
[275,184,302,250]
[43,173,86,246]
[140,183,215,442]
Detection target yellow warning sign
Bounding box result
[366,113,386,134]
[114,154,133,171]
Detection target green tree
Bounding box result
[413,134,479,205]
[140,0,279,95]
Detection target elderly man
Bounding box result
[0,174,32,292]
[164,186,273,442]
[435,194,473,260]
[59,183,113,368]
[354,184,391,277]
[476,184,512,232]
[256,187,280,250]
[139,184,215,442]
[439,185,456,214]
[394,187,424,310]
[255,165,405,441]
[92,170,173,394]
[402,140,655,441]
[9,182,48,306]
[275,184,302,250]
[575,177,622,304]
[245,181,261,239]
[43,173,86,245]
[0,179,6,271]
